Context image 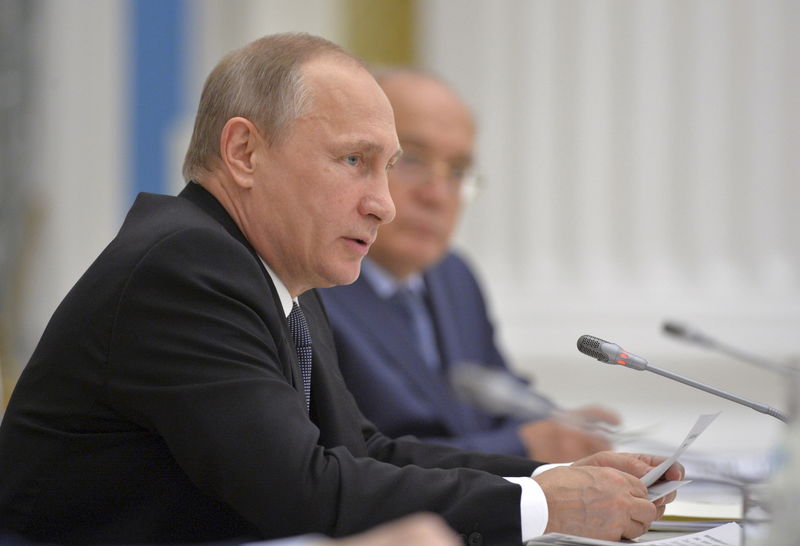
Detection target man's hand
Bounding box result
[573,451,686,513]
[533,451,685,540]
[320,513,461,546]
[519,420,611,462]
[570,405,622,427]
[535,465,655,540]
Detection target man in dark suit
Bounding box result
[0,33,679,545]
[320,69,619,462]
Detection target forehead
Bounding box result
[298,56,397,141]
[382,75,474,147]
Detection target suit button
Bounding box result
[467,532,483,545]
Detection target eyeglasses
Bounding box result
[391,150,481,201]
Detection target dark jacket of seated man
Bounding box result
[0,184,537,545]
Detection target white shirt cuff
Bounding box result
[532,462,569,476]
[504,476,548,541]
[503,464,572,541]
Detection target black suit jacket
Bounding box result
[0,184,539,545]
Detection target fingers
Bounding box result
[576,452,686,487]
[620,469,649,499]
[653,489,677,507]
[606,472,658,540]
[663,462,685,481]
[522,421,612,462]
[572,451,653,479]
[573,405,622,426]
[623,499,657,540]
[583,431,612,453]
[620,505,652,539]
[627,455,685,481]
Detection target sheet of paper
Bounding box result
[525,521,740,545]
[648,479,692,501]
[641,413,719,487]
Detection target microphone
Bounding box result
[449,361,557,420]
[577,335,788,422]
[663,320,790,375]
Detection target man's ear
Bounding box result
[219,117,263,189]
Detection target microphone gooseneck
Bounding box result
[577,334,788,423]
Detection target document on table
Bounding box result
[525,521,740,545]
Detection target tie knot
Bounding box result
[392,284,422,307]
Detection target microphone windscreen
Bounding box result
[662,321,686,337]
[577,335,610,362]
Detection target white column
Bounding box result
[745,0,796,293]
[418,0,800,360]
[685,0,739,294]
[21,0,126,361]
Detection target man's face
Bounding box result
[243,56,400,297]
[367,74,475,279]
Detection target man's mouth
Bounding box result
[344,236,372,253]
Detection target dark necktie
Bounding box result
[392,286,441,371]
[287,302,312,411]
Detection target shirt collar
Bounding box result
[360,258,425,300]
[259,258,295,318]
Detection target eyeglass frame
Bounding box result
[389,146,482,202]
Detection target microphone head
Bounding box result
[662,320,687,337]
[577,335,612,363]
[577,335,649,370]
[662,320,715,346]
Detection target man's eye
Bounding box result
[345,155,360,166]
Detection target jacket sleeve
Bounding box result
[402,422,529,457]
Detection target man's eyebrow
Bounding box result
[347,139,403,162]
[345,139,386,154]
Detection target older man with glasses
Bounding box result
[319,68,619,462]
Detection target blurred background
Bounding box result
[1,0,797,453]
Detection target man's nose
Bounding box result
[361,173,396,224]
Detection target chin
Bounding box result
[325,262,363,287]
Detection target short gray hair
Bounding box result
[182,33,361,182]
